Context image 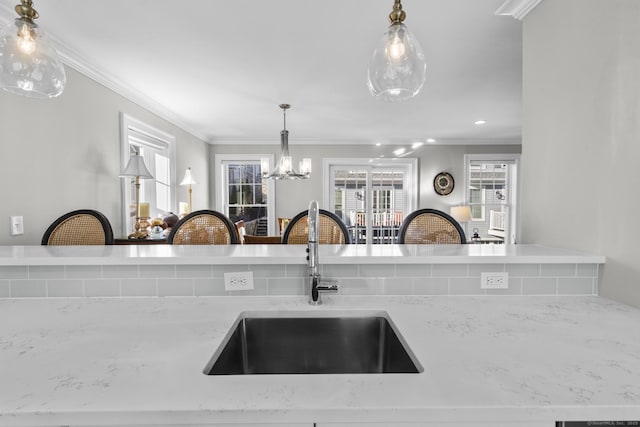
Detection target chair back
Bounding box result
[398,209,466,244]
[168,210,239,244]
[282,209,350,244]
[42,209,114,245]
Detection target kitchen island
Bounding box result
[1,295,640,427]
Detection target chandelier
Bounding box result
[261,104,311,180]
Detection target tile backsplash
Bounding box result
[0,262,599,299]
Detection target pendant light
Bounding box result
[0,0,66,98]
[261,104,311,180]
[367,0,426,102]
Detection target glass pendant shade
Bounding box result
[367,22,426,102]
[0,17,66,98]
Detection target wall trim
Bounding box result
[495,0,544,20]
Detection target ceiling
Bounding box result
[0,0,523,145]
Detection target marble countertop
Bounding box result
[1,295,639,426]
[0,244,605,266]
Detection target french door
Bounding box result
[324,159,417,244]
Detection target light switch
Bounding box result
[10,216,24,236]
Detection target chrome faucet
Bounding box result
[307,200,338,305]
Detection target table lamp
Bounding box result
[179,167,197,214]
[450,206,472,223]
[120,152,154,239]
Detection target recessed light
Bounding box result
[474,120,487,125]
[411,142,424,149]
[375,143,382,146]
[426,138,436,143]
[393,148,406,156]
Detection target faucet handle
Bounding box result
[317,279,339,293]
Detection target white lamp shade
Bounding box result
[0,18,66,98]
[180,167,197,186]
[120,154,154,179]
[450,206,472,223]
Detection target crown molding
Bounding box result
[495,0,544,20]
[0,5,209,143]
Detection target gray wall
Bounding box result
[521,0,640,306]
[209,143,521,222]
[0,66,208,245]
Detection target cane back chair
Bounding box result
[398,209,466,244]
[281,209,351,244]
[41,209,114,245]
[168,210,239,244]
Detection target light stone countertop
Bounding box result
[0,244,605,266]
[1,295,638,426]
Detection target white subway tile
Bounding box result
[176,265,212,278]
[449,277,483,295]
[67,265,102,279]
[103,265,139,279]
[85,279,120,297]
[522,277,558,295]
[285,264,308,278]
[47,280,84,297]
[468,264,504,277]
[140,265,175,279]
[212,265,249,276]
[359,264,395,278]
[541,264,576,277]
[432,264,468,277]
[321,264,358,278]
[395,264,430,277]
[29,266,65,279]
[267,278,304,295]
[577,264,598,277]
[121,279,157,297]
[250,265,286,278]
[412,277,449,295]
[10,280,46,297]
[0,280,10,298]
[158,278,194,297]
[506,264,541,277]
[0,266,27,280]
[380,277,413,295]
[338,278,380,295]
[558,277,595,295]
[194,278,227,296]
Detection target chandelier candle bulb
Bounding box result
[299,158,312,176]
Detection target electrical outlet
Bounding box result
[224,271,254,291]
[481,272,508,289]
[10,216,24,236]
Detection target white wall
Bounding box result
[209,143,521,223]
[0,66,208,245]
[521,0,640,306]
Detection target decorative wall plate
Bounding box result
[433,172,454,195]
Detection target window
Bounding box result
[323,158,417,244]
[120,113,176,236]
[215,154,276,236]
[463,154,520,244]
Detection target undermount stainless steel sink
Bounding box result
[203,311,423,375]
